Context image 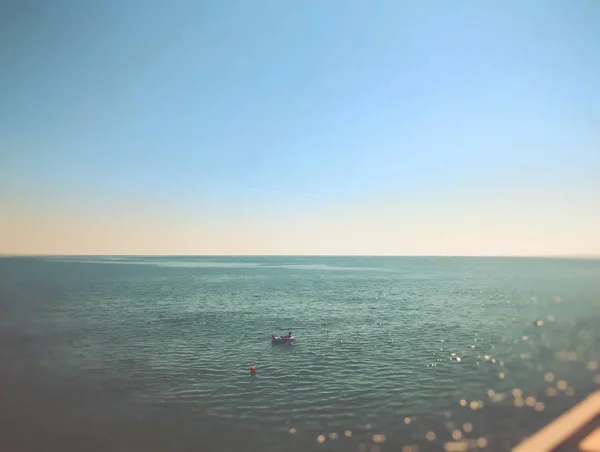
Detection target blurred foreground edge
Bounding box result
[512,390,600,452]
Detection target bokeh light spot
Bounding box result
[402,446,419,452]
[476,437,488,448]
[372,434,386,444]
[444,441,469,451]
[512,388,523,398]
[534,402,545,411]
[566,387,575,396]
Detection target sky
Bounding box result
[1,0,599,256]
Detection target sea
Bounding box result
[0,256,598,452]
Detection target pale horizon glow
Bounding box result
[1,1,599,256]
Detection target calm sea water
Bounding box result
[0,256,599,452]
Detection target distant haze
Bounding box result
[1,1,599,256]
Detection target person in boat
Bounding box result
[272,332,293,340]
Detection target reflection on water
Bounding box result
[0,256,598,451]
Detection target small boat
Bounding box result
[272,335,296,344]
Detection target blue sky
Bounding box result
[1,0,599,255]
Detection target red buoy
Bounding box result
[250,366,256,375]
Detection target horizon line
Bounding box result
[1,253,599,259]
